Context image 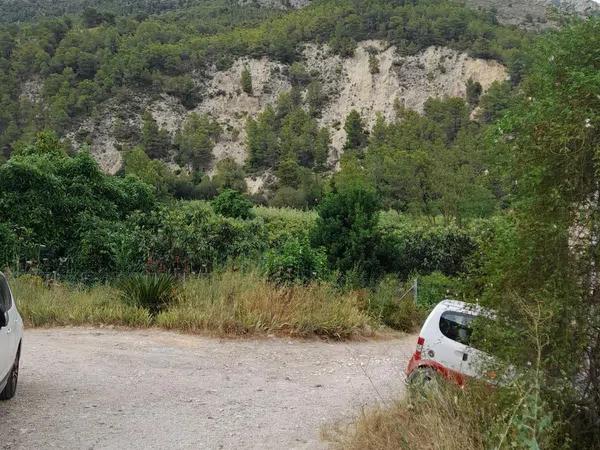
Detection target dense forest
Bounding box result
[0,0,599,448]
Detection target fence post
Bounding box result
[413,277,418,305]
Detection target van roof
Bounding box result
[436,299,493,318]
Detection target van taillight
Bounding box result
[415,336,425,360]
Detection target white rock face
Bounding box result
[194,57,291,168]
[308,41,508,154]
[76,41,507,174]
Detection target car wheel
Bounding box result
[406,367,439,387]
[0,346,20,401]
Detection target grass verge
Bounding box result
[11,271,377,339]
[325,382,494,450]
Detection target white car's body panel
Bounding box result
[0,273,23,393]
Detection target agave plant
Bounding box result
[119,273,178,316]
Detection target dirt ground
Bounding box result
[0,328,416,449]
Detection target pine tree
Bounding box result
[343,110,369,153]
[241,66,253,95]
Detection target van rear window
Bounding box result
[439,311,475,345]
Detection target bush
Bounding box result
[365,275,425,331]
[211,189,254,219]
[254,206,317,247]
[0,223,16,268]
[311,185,382,284]
[415,271,461,309]
[378,223,477,278]
[119,273,178,316]
[141,202,267,273]
[264,238,328,285]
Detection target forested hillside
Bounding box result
[0,0,533,209]
[1,2,599,447]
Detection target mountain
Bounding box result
[0,0,596,196]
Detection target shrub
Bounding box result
[119,273,178,316]
[365,275,425,331]
[378,223,477,278]
[211,189,254,219]
[264,238,328,285]
[142,202,267,273]
[0,222,16,268]
[415,271,461,309]
[311,185,382,284]
[254,206,317,247]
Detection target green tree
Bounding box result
[241,66,253,95]
[311,184,382,282]
[478,19,600,447]
[212,157,247,192]
[211,189,254,219]
[465,78,482,108]
[306,80,326,117]
[246,106,279,170]
[368,53,380,74]
[343,110,369,153]
[175,113,221,171]
[141,111,171,160]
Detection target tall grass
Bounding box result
[12,275,151,328]
[325,383,494,450]
[12,271,376,339]
[156,271,374,338]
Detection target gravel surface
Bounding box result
[0,328,416,449]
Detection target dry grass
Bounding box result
[12,275,151,328]
[156,271,375,338]
[12,271,376,339]
[325,382,493,450]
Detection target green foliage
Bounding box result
[343,110,369,153]
[175,113,221,171]
[212,157,247,192]
[254,206,317,247]
[141,202,267,274]
[0,135,155,275]
[477,19,600,447]
[288,62,311,86]
[246,90,330,172]
[478,81,513,124]
[312,184,382,283]
[211,189,254,219]
[0,223,16,268]
[368,53,380,75]
[141,111,172,160]
[415,271,460,309]
[240,65,253,95]
[366,275,425,331]
[264,238,328,285]
[82,7,115,28]
[378,222,477,279]
[337,98,498,223]
[465,78,482,108]
[0,0,526,156]
[119,273,177,316]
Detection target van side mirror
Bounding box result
[0,311,7,329]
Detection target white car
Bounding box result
[0,272,23,400]
[406,300,496,386]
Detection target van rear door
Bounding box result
[432,310,475,377]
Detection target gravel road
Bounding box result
[0,328,416,449]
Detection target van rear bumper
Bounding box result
[405,352,465,386]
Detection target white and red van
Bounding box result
[406,300,496,386]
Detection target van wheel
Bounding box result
[0,347,20,400]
